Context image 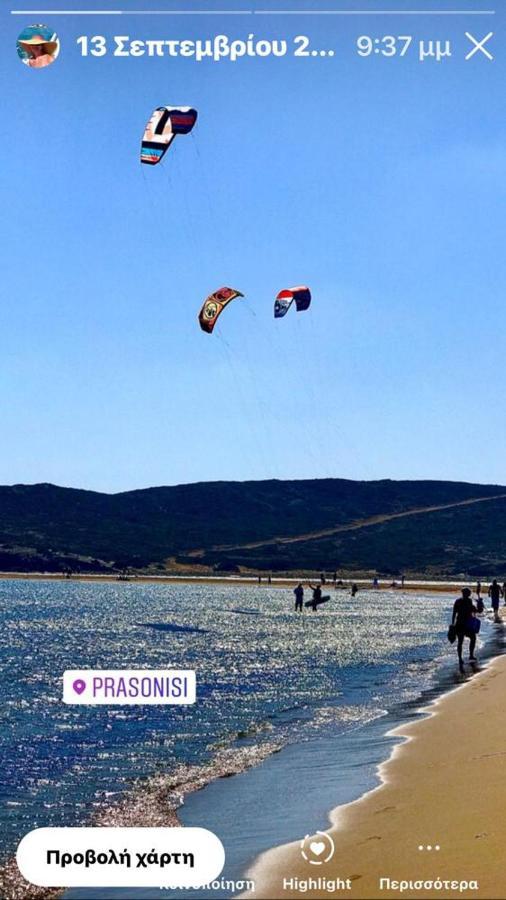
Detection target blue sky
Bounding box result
[1,0,504,492]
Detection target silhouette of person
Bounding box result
[452,587,477,672]
[294,583,304,612]
[488,580,502,621]
[308,583,322,611]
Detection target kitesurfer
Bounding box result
[308,583,322,611]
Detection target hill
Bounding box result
[0,479,504,577]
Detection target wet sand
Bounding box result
[244,652,506,899]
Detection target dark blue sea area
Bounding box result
[0,578,501,899]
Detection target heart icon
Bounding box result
[310,841,325,857]
[73,679,86,696]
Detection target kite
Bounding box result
[140,106,198,165]
[274,286,312,319]
[198,287,244,334]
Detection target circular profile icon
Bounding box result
[300,830,335,865]
[17,24,60,69]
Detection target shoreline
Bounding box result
[244,646,506,900]
[0,572,482,594]
[0,736,285,900]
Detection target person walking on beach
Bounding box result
[488,580,502,622]
[476,581,482,600]
[308,582,322,611]
[452,587,478,672]
[294,583,304,612]
[351,583,358,597]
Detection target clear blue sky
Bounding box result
[2,0,504,492]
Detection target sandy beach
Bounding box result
[245,652,506,900]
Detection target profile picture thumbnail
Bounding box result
[17,24,60,69]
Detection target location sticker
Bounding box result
[63,670,196,705]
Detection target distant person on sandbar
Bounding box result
[333,570,337,584]
[373,577,379,589]
[320,572,326,584]
[476,581,482,599]
[452,587,478,672]
[351,583,358,597]
[267,574,272,585]
[308,582,322,611]
[488,580,503,622]
[401,574,405,587]
[294,583,304,612]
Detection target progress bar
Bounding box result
[10,8,251,12]
[9,8,497,15]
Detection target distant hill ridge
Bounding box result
[0,478,504,577]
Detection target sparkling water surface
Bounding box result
[0,579,461,861]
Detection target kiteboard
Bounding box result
[305,595,330,608]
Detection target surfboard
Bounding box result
[304,595,330,608]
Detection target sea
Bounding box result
[0,578,502,899]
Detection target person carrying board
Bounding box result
[308,583,322,612]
